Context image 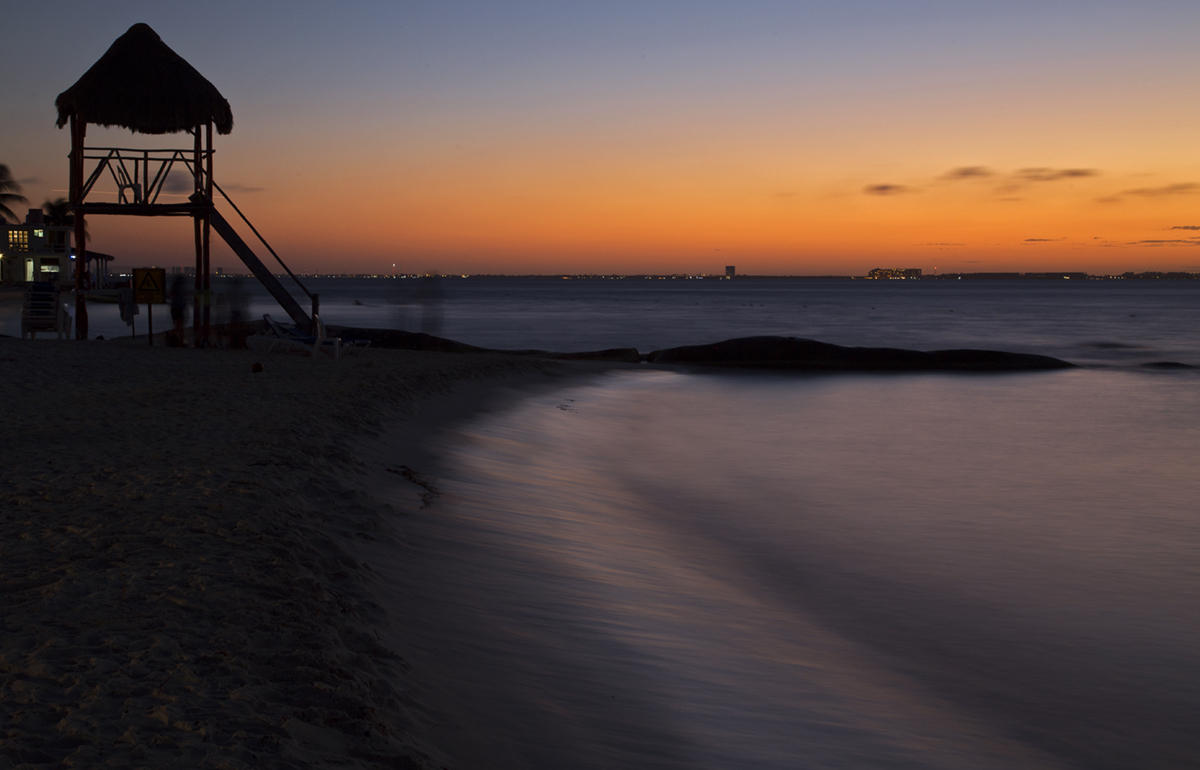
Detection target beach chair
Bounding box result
[21,282,71,339]
[249,314,343,359]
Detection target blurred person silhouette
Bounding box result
[214,277,250,348]
[117,285,138,332]
[168,274,189,347]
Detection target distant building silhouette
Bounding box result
[0,209,114,286]
[867,267,922,280]
[725,265,736,279]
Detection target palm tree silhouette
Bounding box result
[42,196,88,249]
[42,197,72,226]
[0,164,28,224]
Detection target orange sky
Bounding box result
[10,2,1200,275]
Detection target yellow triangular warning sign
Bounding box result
[133,268,167,304]
[136,270,162,294]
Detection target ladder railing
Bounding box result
[203,180,319,333]
[208,209,314,332]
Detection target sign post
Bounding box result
[132,268,166,345]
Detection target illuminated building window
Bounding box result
[8,230,29,251]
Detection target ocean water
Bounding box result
[33,277,1200,366]
[375,364,1200,769]
[347,279,1200,768]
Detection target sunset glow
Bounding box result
[8,1,1200,275]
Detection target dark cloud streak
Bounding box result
[1101,184,1200,204]
[1128,239,1200,246]
[163,172,193,195]
[1016,167,1098,182]
[1122,183,1200,197]
[221,182,266,194]
[940,166,994,180]
[863,184,913,196]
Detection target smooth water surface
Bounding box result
[31,278,1200,367]
[375,365,1200,769]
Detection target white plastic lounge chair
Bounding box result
[21,282,71,339]
[248,314,342,359]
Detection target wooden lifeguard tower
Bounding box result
[55,23,318,341]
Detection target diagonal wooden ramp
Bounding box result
[209,208,312,331]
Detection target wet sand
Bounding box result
[0,336,610,767]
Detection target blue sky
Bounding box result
[6,1,1200,273]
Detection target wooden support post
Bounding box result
[202,121,213,342]
[202,214,211,342]
[192,125,202,345]
[70,115,89,340]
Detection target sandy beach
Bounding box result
[0,335,607,768]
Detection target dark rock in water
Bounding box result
[321,328,1071,370]
[645,336,1074,372]
[325,326,641,361]
[1141,361,1194,369]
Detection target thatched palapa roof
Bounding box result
[55,23,233,135]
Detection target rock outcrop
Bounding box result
[645,336,1073,371]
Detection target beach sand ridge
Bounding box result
[0,338,592,768]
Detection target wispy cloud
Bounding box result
[939,166,994,181]
[991,167,1100,197]
[159,174,264,196]
[1121,183,1200,197]
[1170,225,1200,230]
[863,184,913,196]
[1023,237,1063,243]
[163,172,194,195]
[1016,167,1098,182]
[1098,183,1200,204]
[923,241,966,247]
[221,182,266,194]
[1128,239,1200,247]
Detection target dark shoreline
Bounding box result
[328,326,1075,372]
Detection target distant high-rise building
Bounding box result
[725,265,736,279]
